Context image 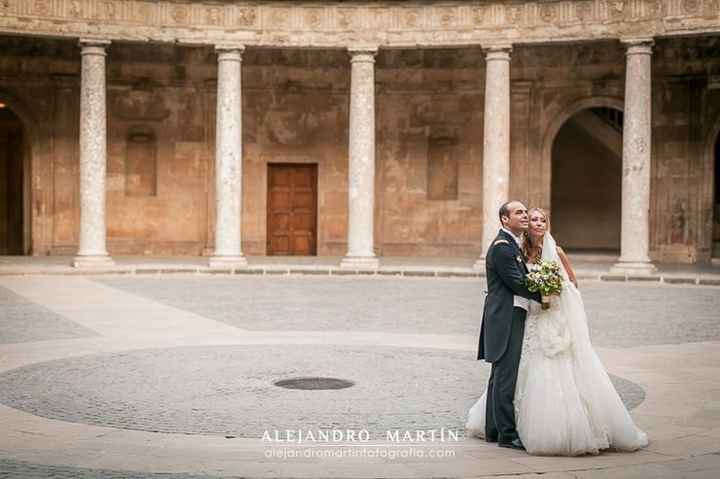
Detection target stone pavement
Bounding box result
[0,274,718,478]
[1,254,719,285]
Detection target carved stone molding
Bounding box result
[0,1,719,48]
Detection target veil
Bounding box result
[541,231,593,346]
[536,232,572,357]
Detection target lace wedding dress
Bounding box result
[466,232,649,456]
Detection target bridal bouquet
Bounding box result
[525,260,563,310]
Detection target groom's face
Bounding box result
[502,202,529,232]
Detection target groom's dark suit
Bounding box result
[477,228,541,444]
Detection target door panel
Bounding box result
[267,164,317,256]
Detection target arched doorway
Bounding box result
[0,104,25,255]
[713,132,720,259]
[550,107,623,253]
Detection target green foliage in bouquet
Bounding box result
[525,260,563,297]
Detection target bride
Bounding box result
[466,208,649,456]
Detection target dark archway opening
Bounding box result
[713,132,720,258]
[0,105,25,255]
[551,107,623,253]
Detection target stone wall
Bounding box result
[91,45,195,255]
[241,50,350,256]
[651,37,720,263]
[0,36,719,261]
[375,49,484,256]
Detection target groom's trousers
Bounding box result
[485,307,526,443]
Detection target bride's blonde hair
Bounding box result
[523,207,550,262]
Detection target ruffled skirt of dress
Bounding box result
[466,290,648,456]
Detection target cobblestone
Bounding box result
[0,344,644,438]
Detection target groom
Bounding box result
[477,200,541,450]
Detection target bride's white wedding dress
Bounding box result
[466,232,648,456]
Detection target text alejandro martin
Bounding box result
[263,428,460,443]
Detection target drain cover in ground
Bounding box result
[274,376,354,390]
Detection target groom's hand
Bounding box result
[492,243,540,301]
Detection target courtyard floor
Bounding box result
[0,269,719,478]
[1,254,719,284]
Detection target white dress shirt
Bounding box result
[500,227,530,312]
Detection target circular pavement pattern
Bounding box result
[0,344,644,438]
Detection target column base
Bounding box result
[340,256,380,270]
[609,260,657,276]
[72,255,115,268]
[208,255,248,269]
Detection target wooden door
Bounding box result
[267,164,317,256]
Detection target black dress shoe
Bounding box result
[486,436,498,443]
[498,438,525,450]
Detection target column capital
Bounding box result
[79,38,111,46]
[348,46,378,63]
[215,44,245,61]
[482,44,512,61]
[79,38,110,56]
[621,37,654,55]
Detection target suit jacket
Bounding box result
[477,229,542,362]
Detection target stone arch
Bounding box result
[541,95,625,252]
[0,90,38,255]
[541,96,624,189]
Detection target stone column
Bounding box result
[611,38,656,275]
[474,45,512,270]
[73,39,113,268]
[209,45,248,268]
[340,47,379,270]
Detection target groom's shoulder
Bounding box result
[492,232,512,249]
[488,236,513,260]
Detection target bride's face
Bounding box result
[529,212,547,239]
